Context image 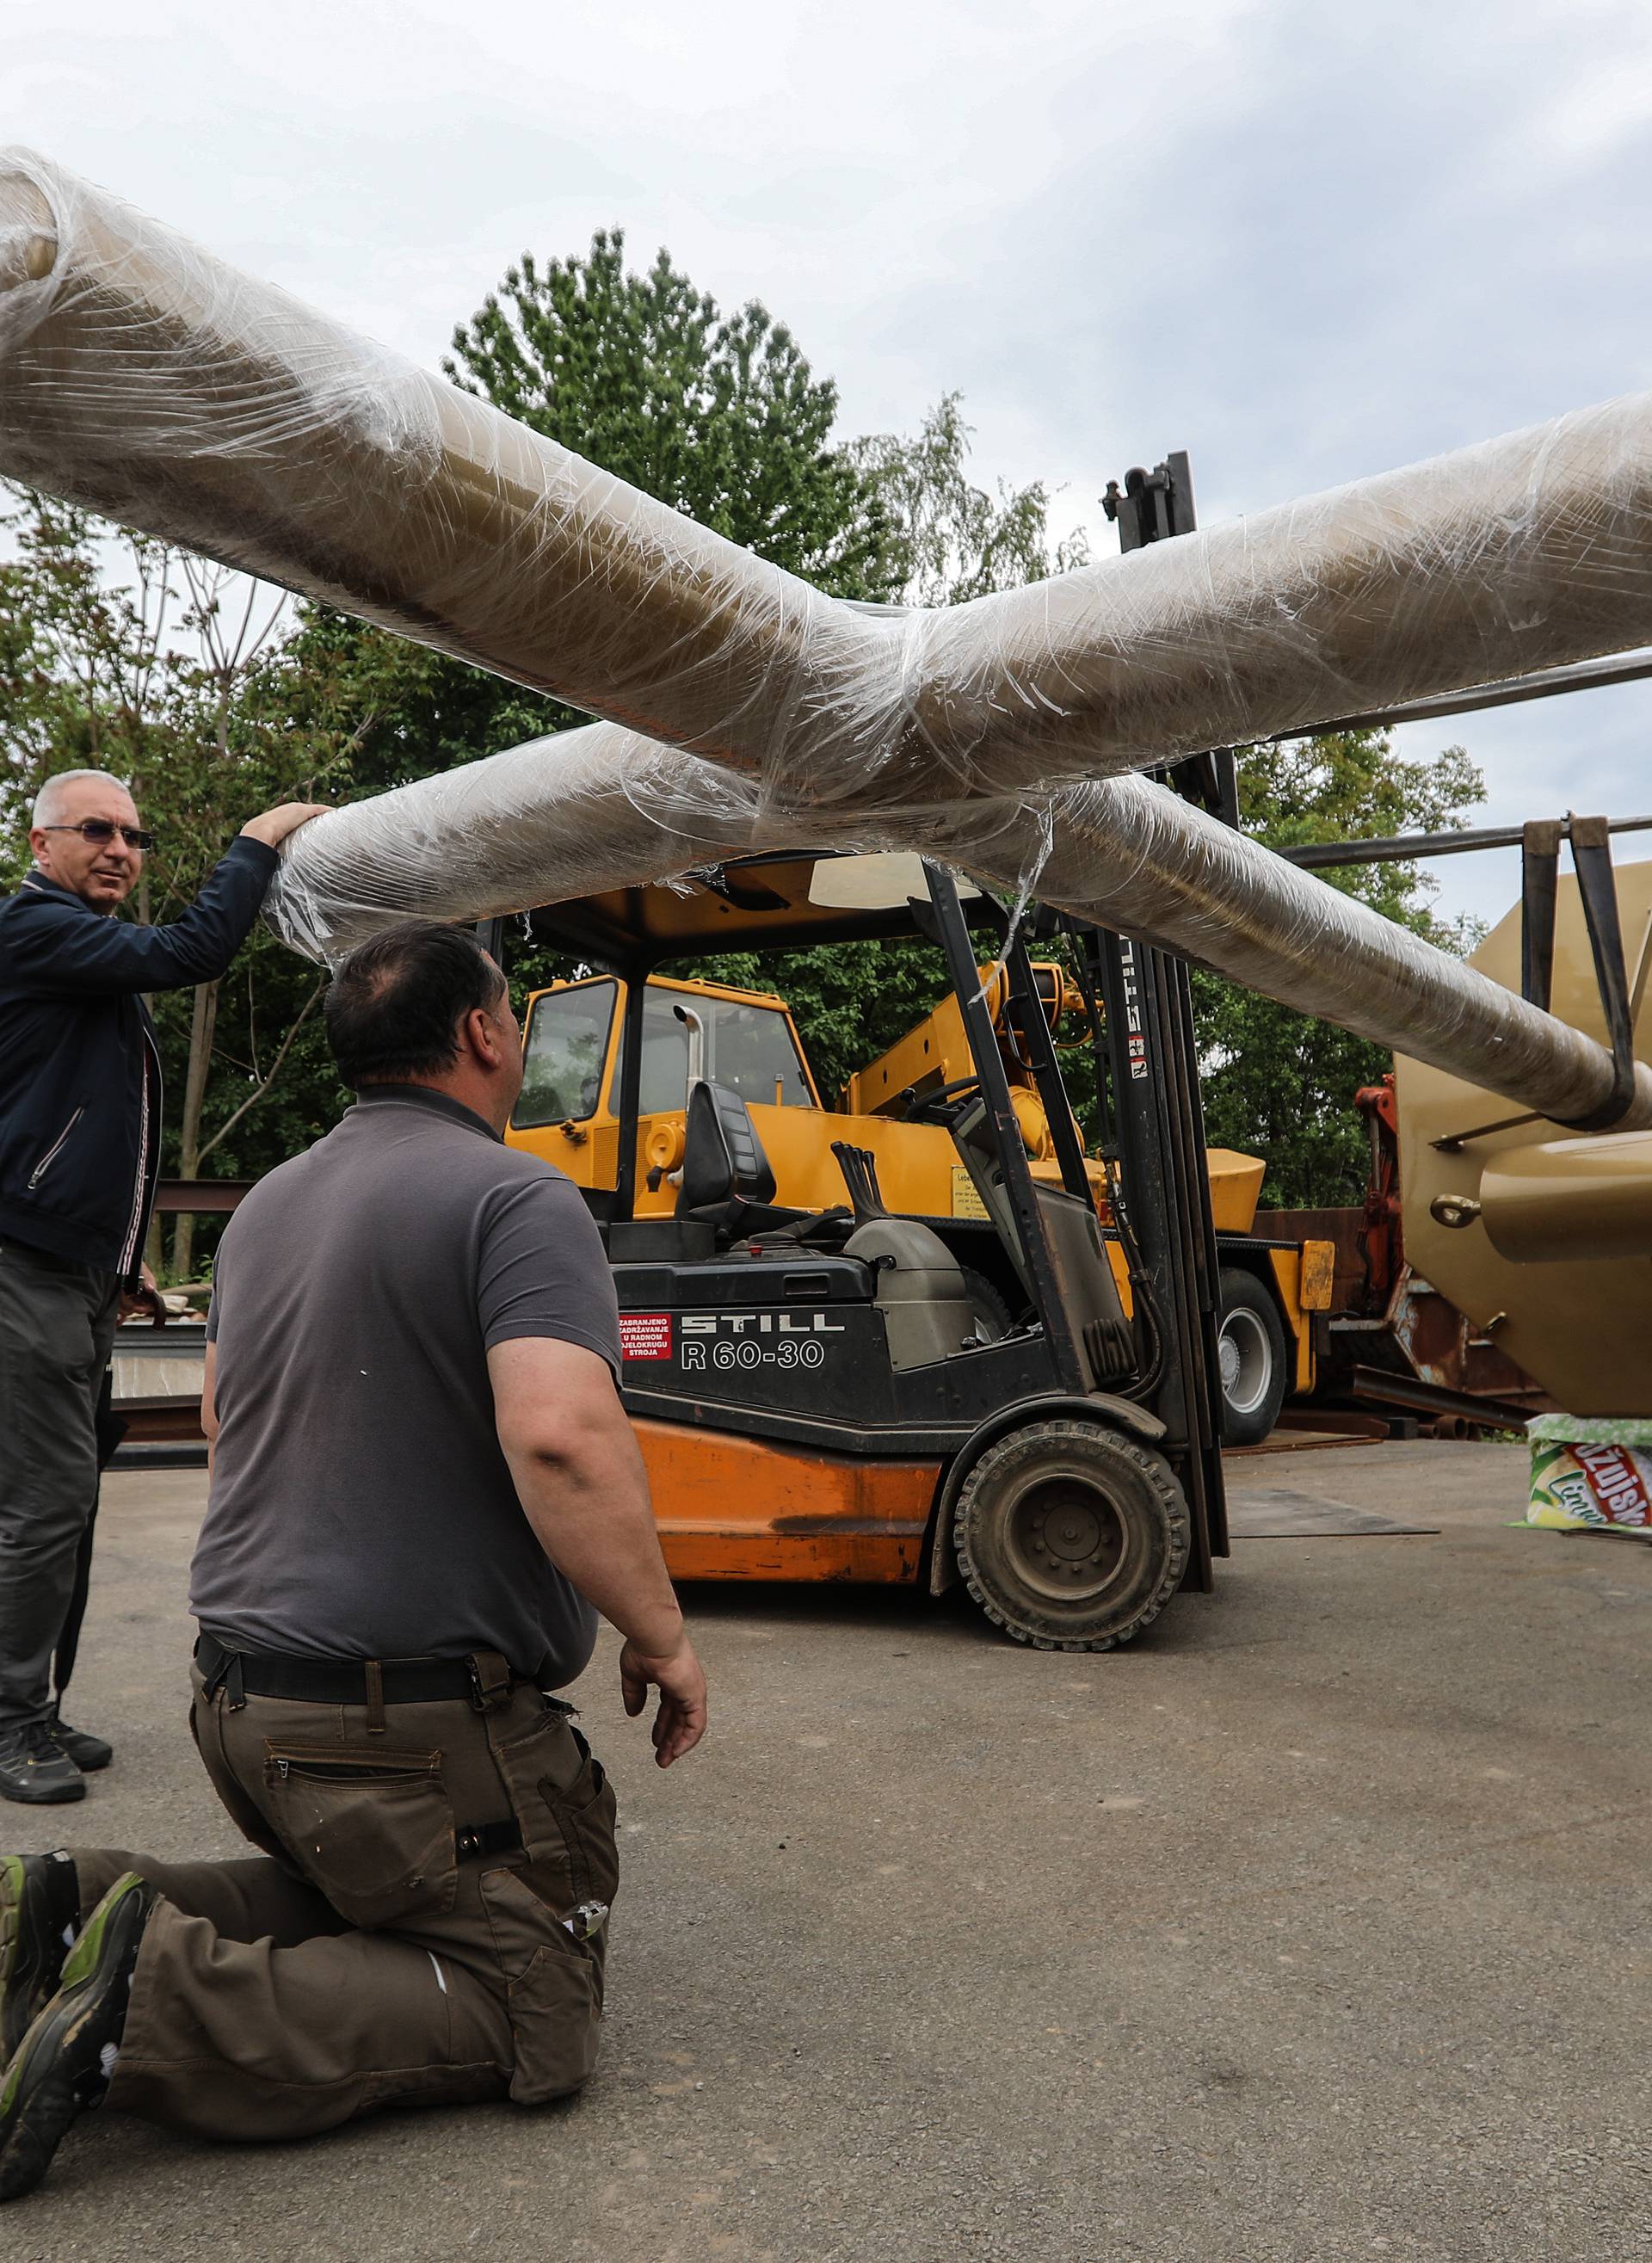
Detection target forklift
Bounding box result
[492,446,1236,1652]
[496,841,1232,1652]
[507,940,1325,1447]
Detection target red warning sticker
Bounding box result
[620,1313,673,1362]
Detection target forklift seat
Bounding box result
[678,1080,778,1213]
[669,1078,813,1248]
[611,1084,805,1263]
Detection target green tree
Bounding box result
[1195,730,1486,1207]
[446,229,896,601]
[848,391,1090,605]
[0,485,180,891]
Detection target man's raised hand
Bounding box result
[241,803,331,850]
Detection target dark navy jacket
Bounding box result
[0,837,279,1279]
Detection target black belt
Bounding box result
[194,1634,522,1714]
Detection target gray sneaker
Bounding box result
[46,1719,111,1774]
[0,1727,84,1807]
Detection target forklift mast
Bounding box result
[1092,447,1232,1582]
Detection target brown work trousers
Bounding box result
[65,1667,619,2142]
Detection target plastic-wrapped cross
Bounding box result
[3,145,1650,1130]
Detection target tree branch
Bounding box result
[194,977,324,1168]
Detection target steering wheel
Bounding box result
[898,1076,982,1125]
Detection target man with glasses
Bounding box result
[0,767,326,1805]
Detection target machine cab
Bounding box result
[509,975,818,1211]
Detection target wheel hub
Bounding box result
[1218,1306,1273,1416]
[1005,1473,1127,1603]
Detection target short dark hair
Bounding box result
[325,920,507,1088]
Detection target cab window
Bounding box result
[632,990,813,1112]
[512,981,616,1128]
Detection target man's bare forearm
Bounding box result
[490,1338,706,1762]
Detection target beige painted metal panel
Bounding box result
[1479,1131,1652,1264]
[1398,860,1652,1415]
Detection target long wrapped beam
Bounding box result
[9,147,1652,814]
[5,145,1650,1132]
[268,733,1652,1133]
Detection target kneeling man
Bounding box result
[0,919,706,2197]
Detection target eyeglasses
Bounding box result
[39,821,154,851]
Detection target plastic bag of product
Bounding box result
[1526,1415,1652,1531]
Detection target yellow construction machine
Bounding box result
[506,913,1331,1445]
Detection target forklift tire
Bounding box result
[952,1418,1191,1652]
[1217,1267,1289,1446]
[960,1268,1015,1346]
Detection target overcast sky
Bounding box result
[10,0,1652,928]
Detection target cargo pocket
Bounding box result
[480,1864,602,2104]
[262,1742,457,1929]
[539,1729,620,1915]
[490,1711,621,1915]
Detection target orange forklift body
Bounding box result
[633,1418,942,1585]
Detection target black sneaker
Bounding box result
[0,1855,80,2060]
[46,1719,111,1774]
[0,1872,155,2202]
[0,1726,83,1807]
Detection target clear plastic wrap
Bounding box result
[4,145,1651,1132]
[268,728,1652,1133]
[12,146,1652,815]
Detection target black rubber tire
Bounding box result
[959,1268,1015,1347]
[952,1418,1192,1652]
[1217,1267,1290,1446]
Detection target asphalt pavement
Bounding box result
[2,1440,1649,2263]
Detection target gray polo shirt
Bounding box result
[191,1085,621,1682]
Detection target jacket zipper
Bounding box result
[27,1107,85,1192]
[118,1027,160,1277]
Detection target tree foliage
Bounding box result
[848,392,1090,606]
[446,228,895,601]
[0,490,178,885]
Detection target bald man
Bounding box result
[0,769,325,1804]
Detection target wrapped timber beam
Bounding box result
[9,148,1652,807]
[3,145,1650,1131]
[268,728,1652,1134]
